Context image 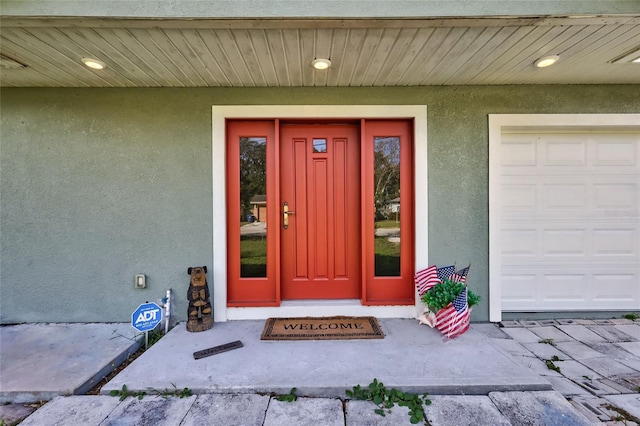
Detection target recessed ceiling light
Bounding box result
[534,55,560,68]
[633,57,640,63]
[311,58,331,70]
[81,57,106,70]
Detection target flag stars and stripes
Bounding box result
[437,265,456,282]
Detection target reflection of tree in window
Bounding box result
[239,137,267,278]
[374,136,401,276]
[374,137,400,221]
[240,137,267,221]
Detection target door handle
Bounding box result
[283,202,296,229]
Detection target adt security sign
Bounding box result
[131,302,162,332]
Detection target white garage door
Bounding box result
[490,116,640,316]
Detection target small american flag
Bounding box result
[415,265,438,296]
[436,287,470,339]
[450,264,470,284]
[415,264,456,296]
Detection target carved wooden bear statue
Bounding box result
[186,266,213,332]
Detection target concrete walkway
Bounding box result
[1,318,639,425]
[100,319,549,397]
[0,323,140,403]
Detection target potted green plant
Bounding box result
[421,279,480,312]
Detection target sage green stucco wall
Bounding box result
[1,86,639,323]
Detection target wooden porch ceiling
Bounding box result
[1,16,639,87]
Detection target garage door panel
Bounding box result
[502,184,536,210]
[594,135,638,166]
[593,273,639,303]
[542,274,587,302]
[501,137,537,166]
[496,127,640,313]
[543,138,587,166]
[593,228,638,256]
[543,229,587,256]
[501,274,537,303]
[543,183,587,209]
[502,229,537,256]
[594,183,637,209]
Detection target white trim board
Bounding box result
[212,105,428,322]
[488,114,640,323]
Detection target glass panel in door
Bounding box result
[240,137,267,278]
[374,136,401,276]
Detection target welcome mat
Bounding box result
[260,316,384,340]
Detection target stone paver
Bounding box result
[510,355,564,377]
[619,375,640,388]
[501,327,543,343]
[588,342,639,360]
[580,357,639,378]
[603,394,640,421]
[425,395,511,426]
[556,325,607,343]
[489,391,593,426]
[264,397,344,426]
[0,403,36,426]
[587,326,636,342]
[613,325,640,340]
[598,378,638,394]
[180,394,270,426]
[555,341,606,360]
[573,377,624,396]
[102,395,197,426]
[615,342,640,357]
[522,342,569,360]
[545,377,590,397]
[19,396,121,426]
[574,320,598,325]
[550,360,603,380]
[346,400,414,425]
[609,319,635,325]
[618,357,640,372]
[570,395,624,423]
[529,326,574,343]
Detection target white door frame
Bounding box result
[212,105,428,321]
[489,113,640,322]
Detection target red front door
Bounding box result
[280,124,361,299]
[226,118,414,307]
